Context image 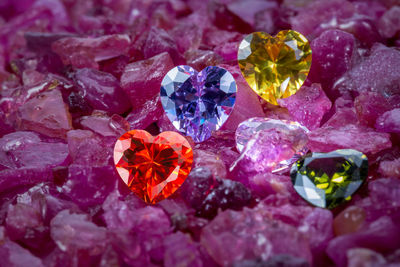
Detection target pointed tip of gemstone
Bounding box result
[238,30,312,105]
[290,149,368,209]
[114,130,193,204]
[160,65,237,143]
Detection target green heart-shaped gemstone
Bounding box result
[290,149,368,209]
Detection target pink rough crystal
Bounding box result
[163,233,203,267]
[193,150,227,179]
[121,52,174,110]
[0,232,45,267]
[291,0,383,45]
[327,216,400,267]
[226,0,278,27]
[0,131,69,169]
[74,68,131,114]
[62,165,118,208]
[375,108,400,133]
[231,128,304,178]
[79,112,129,137]
[354,92,399,128]
[247,172,299,201]
[308,124,392,156]
[347,248,387,267]
[308,30,356,94]
[200,208,312,266]
[379,158,400,178]
[171,22,203,53]
[378,6,400,38]
[67,129,113,167]
[143,27,184,64]
[52,34,131,69]
[207,0,252,33]
[278,84,332,130]
[184,50,222,71]
[324,97,359,127]
[1,0,400,265]
[0,167,52,193]
[50,210,108,253]
[17,89,72,139]
[219,64,265,131]
[334,44,400,97]
[126,96,164,130]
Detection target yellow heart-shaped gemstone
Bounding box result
[238,30,312,105]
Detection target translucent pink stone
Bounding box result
[126,96,164,130]
[219,64,265,131]
[308,124,392,156]
[200,208,312,266]
[231,120,309,174]
[74,68,131,114]
[334,44,400,98]
[354,92,398,128]
[375,108,400,133]
[278,84,332,130]
[327,216,400,267]
[378,6,400,38]
[50,210,108,252]
[62,165,118,208]
[121,52,174,110]
[379,158,400,178]
[308,30,356,94]
[52,34,131,69]
[66,130,113,167]
[235,117,309,154]
[17,89,72,139]
[291,0,383,46]
[79,112,129,137]
[0,131,69,169]
[143,27,184,64]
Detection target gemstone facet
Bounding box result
[236,117,309,153]
[160,65,237,142]
[233,117,309,173]
[238,30,312,105]
[290,149,368,209]
[114,130,193,204]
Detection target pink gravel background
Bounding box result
[0,0,400,266]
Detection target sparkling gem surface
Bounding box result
[236,117,309,152]
[160,65,237,142]
[114,130,193,204]
[290,149,368,209]
[238,30,312,105]
[234,117,309,173]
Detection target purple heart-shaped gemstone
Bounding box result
[160,66,237,142]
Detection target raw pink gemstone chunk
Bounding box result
[121,52,174,110]
[308,30,356,93]
[52,34,131,69]
[231,121,309,175]
[74,68,131,114]
[375,108,400,133]
[17,89,72,139]
[278,84,332,130]
[308,124,392,155]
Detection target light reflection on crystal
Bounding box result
[236,117,309,153]
[160,65,237,142]
[232,117,310,174]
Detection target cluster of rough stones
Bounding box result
[0,0,400,266]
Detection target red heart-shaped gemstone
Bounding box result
[114,130,193,204]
